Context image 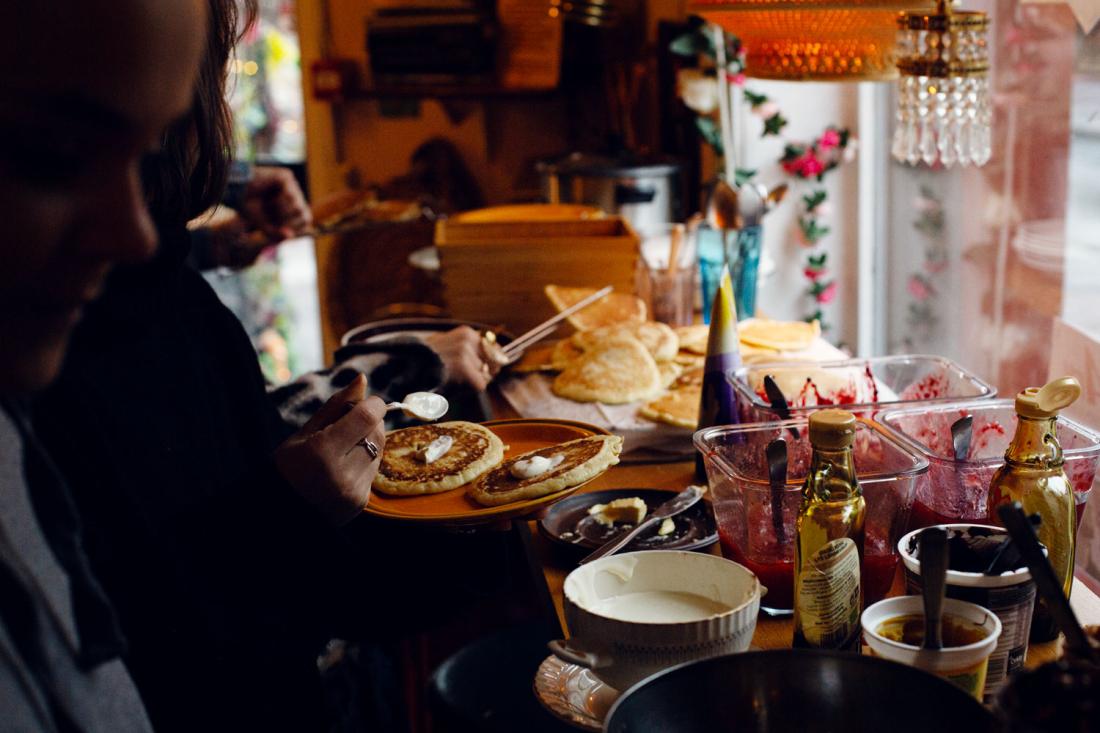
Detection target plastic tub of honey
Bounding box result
[695,419,928,615]
[898,524,1038,702]
[862,595,1002,700]
[877,399,1100,532]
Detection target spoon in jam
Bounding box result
[919,527,949,650]
[385,392,449,421]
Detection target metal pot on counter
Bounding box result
[537,153,682,235]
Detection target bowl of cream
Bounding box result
[550,550,761,690]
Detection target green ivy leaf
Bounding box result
[744,90,768,106]
[694,116,723,156]
[802,190,827,211]
[799,217,831,244]
[669,31,708,57]
[735,168,757,186]
[762,113,788,137]
[808,252,828,268]
[781,143,804,163]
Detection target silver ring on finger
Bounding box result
[358,438,380,461]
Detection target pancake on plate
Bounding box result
[468,435,623,506]
[552,338,662,404]
[544,285,646,331]
[511,341,558,373]
[638,385,701,429]
[675,324,710,355]
[657,360,683,389]
[373,421,505,496]
[551,339,585,370]
[673,351,706,368]
[572,321,678,363]
[738,318,821,352]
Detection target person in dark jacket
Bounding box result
[0,0,206,730]
[33,1,507,731]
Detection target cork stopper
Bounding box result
[808,409,857,450]
[1015,376,1081,420]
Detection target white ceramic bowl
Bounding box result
[551,550,761,690]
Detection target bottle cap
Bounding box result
[1016,376,1081,419]
[808,409,857,450]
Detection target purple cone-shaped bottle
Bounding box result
[695,265,743,479]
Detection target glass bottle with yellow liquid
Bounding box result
[987,376,1081,642]
[793,409,866,651]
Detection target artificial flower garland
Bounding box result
[673,23,857,331]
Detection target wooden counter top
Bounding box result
[523,459,1100,667]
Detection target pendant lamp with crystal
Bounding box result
[689,0,934,81]
[892,0,991,167]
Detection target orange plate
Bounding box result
[363,418,611,526]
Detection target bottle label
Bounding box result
[797,537,861,648]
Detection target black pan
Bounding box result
[604,650,996,733]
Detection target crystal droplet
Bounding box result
[939,123,957,167]
[920,119,938,166]
[905,119,921,165]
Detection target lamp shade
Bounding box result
[689,0,934,81]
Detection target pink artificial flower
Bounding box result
[818,128,841,150]
[798,153,825,178]
[781,156,803,176]
[907,275,931,301]
[752,100,780,119]
[804,267,824,280]
[727,72,746,86]
[912,195,939,214]
[816,281,838,305]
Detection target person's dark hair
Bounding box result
[143,0,258,226]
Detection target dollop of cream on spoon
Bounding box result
[398,392,448,421]
[510,453,565,479]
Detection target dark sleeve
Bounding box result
[184,228,220,272]
[269,338,445,429]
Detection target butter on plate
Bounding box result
[587,498,678,536]
[587,496,649,527]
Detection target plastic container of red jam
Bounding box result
[727,355,996,424]
[694,419,929,616]
[878,399,1100,533]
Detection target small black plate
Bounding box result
[538,489,718,555]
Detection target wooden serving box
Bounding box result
[435,215,640,333]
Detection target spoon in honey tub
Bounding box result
[919,527,949,651]
[386,392,449,421]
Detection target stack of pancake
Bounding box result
[510,286,825,431]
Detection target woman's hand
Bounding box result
[274,374,385,525]
[423,326,507,391]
